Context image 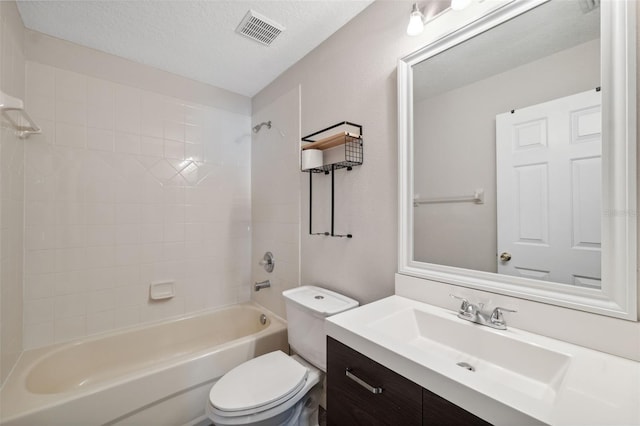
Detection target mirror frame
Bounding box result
[398,0,637,320]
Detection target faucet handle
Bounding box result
[490,307,517,326]
[449,294,470,312]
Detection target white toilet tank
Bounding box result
[282,286,358,372]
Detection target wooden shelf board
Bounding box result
[301,132,361,150]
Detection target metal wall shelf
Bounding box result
[301,122,363,238]
[301,122,363,173]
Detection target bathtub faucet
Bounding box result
[254,280,271,291]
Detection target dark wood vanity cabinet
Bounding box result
[422,387,492,426]
[327,337,422,425]
[327,337,492,426]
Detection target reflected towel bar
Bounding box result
[414,189,484,206]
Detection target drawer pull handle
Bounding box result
[345,368,383,394]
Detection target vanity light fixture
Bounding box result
[406,3,425,36]
[407,1,472,36]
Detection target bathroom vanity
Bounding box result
[327,337,490,426]
[325,293,640,426]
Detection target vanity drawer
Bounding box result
[327,337,422,426]
[423,388,492,426]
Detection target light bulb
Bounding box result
[406,4,424,36]
[451,0,472,11]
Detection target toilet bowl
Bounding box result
[207,353,321,426]
[206,286,358,426]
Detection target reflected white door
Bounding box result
[496,89,601,287]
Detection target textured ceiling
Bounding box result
[16,1,373,97]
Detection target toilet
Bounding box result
[206,286,358,426]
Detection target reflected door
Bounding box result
[496,89,601,287]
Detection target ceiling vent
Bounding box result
[236,10,285,46]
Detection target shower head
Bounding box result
[252,121,272,133]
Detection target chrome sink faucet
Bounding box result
[450,295,516,330]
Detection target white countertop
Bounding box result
[325,295,640,426]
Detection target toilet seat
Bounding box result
[209,351,309,416]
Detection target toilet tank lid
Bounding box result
[282,286,358,317]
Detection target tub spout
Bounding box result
[254,280,271,291]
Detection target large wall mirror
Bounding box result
[398,0,637,319]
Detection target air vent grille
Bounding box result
[236,10,285,46]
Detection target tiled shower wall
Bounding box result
[22,62,252,349]
[0,1,25,384]
[251,86,300,318]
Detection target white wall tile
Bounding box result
[84,245,116,269]
[27,94,55,121]
[87,128,114,151]
[87,101,114,130]
[86,268,117,291]
[24,322,54,349]
[141,92,165,138]
[25,226,56,250]
[185,125,203,145]
[116,203,142,224]
[164,100,184,122]
[116,224,141,245]
[163,242,186,260]
[115,284,148,307]
[163,204,185,223]
[22,62,251,349]
[24,273,55,300]
[141,204,163,224]
[26,250,56,275]
[56,99,86,125]
[114,305,140,328]
[25,175,56,202]
[115,131,140,154]
[184,105,204,127]
[116,244,141,266]
[163,223,185,242]
[164,120,185,142]
[250,87,300,318]
[85,203,115,225]
[54,293,85,318]
[54,270,86,295]
[24,298,54,324]
[87,77,115,106]
[86,225,115,246]
[140,243,163,263]
[56,225,87,248]
[164,139,184,160]
[185,142,204,162]
[114,85,141,134]
[55,69,86,103]
[140,224,163,243]
[55,122,86,148]
[86,289,115,313]
[54,315,86,342]
[27,62,55,98]
[140,136,164,157]
[87,310,115,335]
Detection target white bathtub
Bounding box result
[0,303,288,426]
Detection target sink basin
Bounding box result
[368,307,571,400]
